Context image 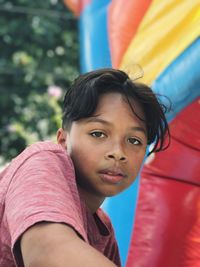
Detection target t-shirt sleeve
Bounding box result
[5,150,87,257]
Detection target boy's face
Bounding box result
[57,92,147,212]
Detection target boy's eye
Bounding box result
[128,137,141,145]
[90,131,106,138]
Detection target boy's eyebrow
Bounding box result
[130,126,147,136]
[84,117,111,125]
[84,117,147,135]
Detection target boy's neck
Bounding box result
[78,187,105,214]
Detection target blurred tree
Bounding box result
[0,0,79,166]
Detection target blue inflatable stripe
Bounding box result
[79,0,112,73]
[152,37,200,122]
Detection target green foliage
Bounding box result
[0,0,79,166]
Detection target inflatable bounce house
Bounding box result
[64,1,200,266]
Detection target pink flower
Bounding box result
[47,85,62,99]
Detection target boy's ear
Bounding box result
[57,128,67,149]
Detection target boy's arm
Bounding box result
[21,222,117,267]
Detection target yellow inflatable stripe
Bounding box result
[120,0,200,84]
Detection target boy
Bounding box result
[0,68,169,267]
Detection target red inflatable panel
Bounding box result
[126,98,200,266]
[170,97,200,151]
[143,98,200,185]
[126,176,200,267]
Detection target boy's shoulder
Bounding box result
[0,141,71,180]
[13,140,66,162]
[18,140,65,157]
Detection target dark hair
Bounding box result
[62,68,170,155]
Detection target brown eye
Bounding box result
[90,131,105,138]
[128,137,141,145]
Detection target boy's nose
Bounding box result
[104,150,127,162]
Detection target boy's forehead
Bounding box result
[78,92,146,131]
[94,92,145,118]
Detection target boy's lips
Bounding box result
[98,168,127,184]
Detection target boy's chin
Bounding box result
[103,188,126,198]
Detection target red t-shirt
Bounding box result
[0,141,121,267]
